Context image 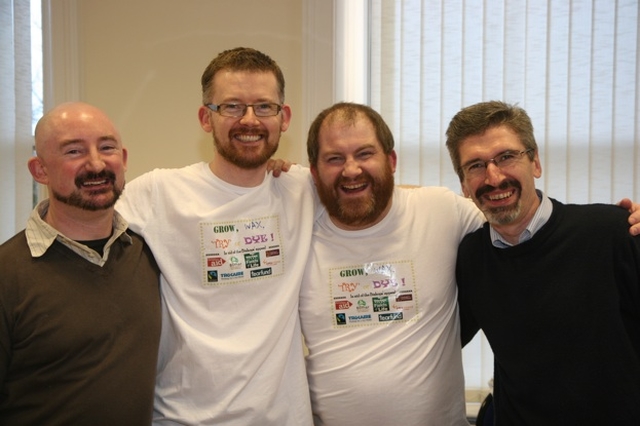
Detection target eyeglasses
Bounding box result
[205,103,282,118]
[461,149,534,178]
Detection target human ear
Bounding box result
[279,104,292,132]
[198,106,213,132]
[27,157,49,184]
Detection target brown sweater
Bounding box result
[0,230,161,425]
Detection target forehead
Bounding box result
[318,115,378,150]
[42,111,120,149]
[211,70,279,101]
[459,125,523,157]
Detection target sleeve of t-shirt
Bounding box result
[116,170,158,234]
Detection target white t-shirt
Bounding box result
[116,162,315,426]
[300,186,484,426]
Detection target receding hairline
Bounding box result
[34,102,121,155]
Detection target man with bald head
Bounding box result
[0,102,161,424]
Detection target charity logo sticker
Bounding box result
[200,216,283,286]
[328,261,418,327]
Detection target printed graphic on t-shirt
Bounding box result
[199,216,283,286]
[329,260,418,327]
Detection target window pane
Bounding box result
[370,0,639,204]
[368,0,640,398]
[31,0,43,132]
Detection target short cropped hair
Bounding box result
[201,47,285,104]
[445,100,537,181]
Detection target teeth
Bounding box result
[488,191,512,200]
[343,183,366,190]
[237,135,261,142]
[84,180,107,186]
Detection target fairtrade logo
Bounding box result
[336,313,346,325]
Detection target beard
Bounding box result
[475,179,522,225]
[483,203,522,225]
[316,160,395,228]
[52,170,122,211]
[213,127,280,169]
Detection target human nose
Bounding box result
[342,158,362,178]
[239,105,260,124]
[483,161,504,185]
[85,147,106,172]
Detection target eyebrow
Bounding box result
[321,143,378,157]
[461,149,515,167]
[218,98,276,104]
[59,135,119,147]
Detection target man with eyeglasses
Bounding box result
[116,47,315,425]
[447,100,640,424]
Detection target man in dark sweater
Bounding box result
[0,102,161,424]
[446,100,640,425]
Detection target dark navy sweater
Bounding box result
[457,199,640,425]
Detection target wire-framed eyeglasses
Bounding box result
[461,149,534,178]
[205,103,282,118]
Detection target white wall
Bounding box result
[46,0,334,181]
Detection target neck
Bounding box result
[44,201,115,240]
[208,157,267,188]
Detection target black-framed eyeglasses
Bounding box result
[205,103,282,118]
[461,149,534,178]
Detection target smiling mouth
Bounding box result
[341,182,368,194]
[76,171,116,190]
[80,179,113,193]
[82,179,109,187]
[477,179,522,204]
[487,190,515,201]
[235,134,263,143]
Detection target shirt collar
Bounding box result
[490,190,552,248]
[25,199,132,264]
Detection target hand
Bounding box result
[618,198,640,236]
[266,158,293,177]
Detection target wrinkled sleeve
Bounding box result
[116,170,158,234]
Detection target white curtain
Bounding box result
[366,0,640,395]
[370,0,640,204]
[0,0,34,244]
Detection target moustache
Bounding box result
[232,125,266,134]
